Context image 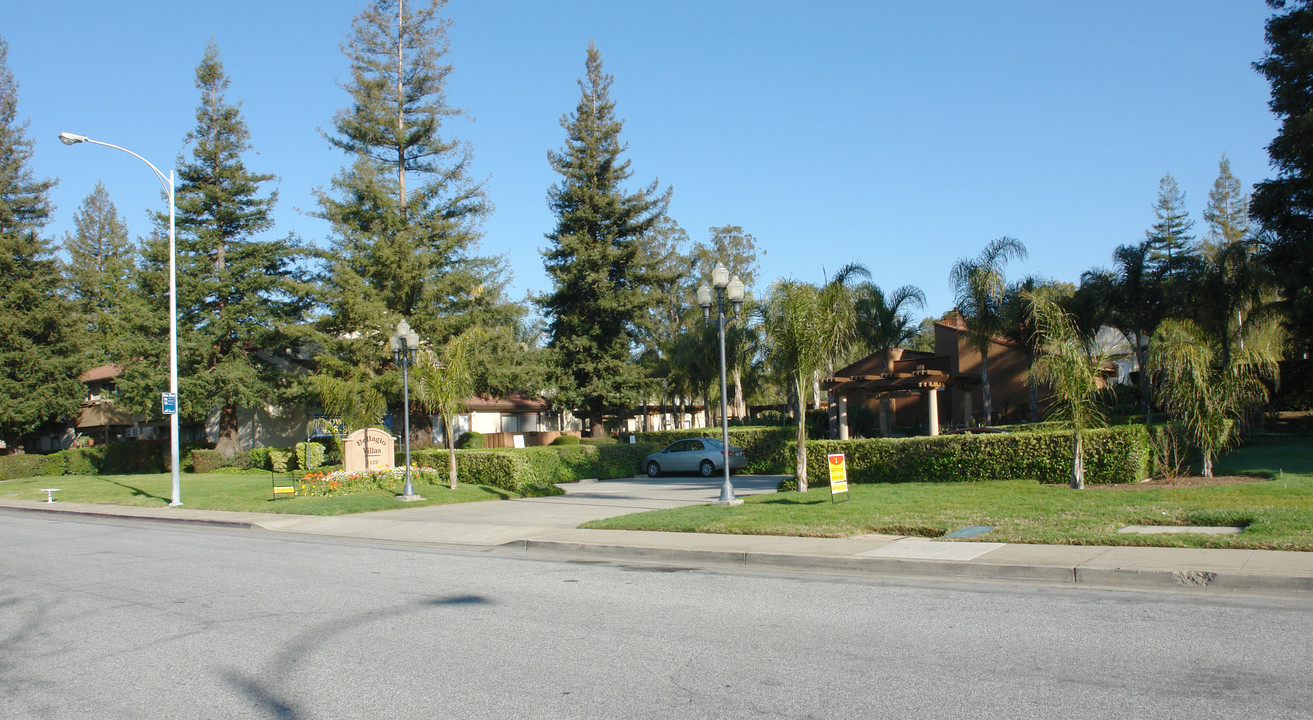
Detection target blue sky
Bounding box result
[4,1,1280,319]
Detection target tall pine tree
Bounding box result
[1145,173,1196,278]
[312,0,524,433]
[1253,0,1313,353]
[169,42,316,455]
[62,181,142,367]
[0,37,83,449]
[316,0,513,345]
[540,42,671,436]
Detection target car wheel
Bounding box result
[699,460,715,477]
[646,461,661,478]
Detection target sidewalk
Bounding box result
[5,476,1313,595]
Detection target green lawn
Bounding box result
[0,470,518,515]
[581,435,1313,551]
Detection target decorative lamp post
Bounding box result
[60,132,182,507]
[697,263,745,506]
[390,319,422,500]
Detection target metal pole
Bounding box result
[716,293,736,504]
[167,170,180,506]
[401,352,414,497]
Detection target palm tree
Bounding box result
[759,278,827,491]
[1088,242,1162,420]
[854,282,926,436]
[1000,275,1052,423]
[411,329,478,490]
[949,237,1027,426]
[817,262,870,436]
[1027,293,1108,489]
[1151,318,1280,478]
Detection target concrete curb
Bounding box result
[510,538,1313,593]
[0,502,262,530]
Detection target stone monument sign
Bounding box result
[344,428,395,472]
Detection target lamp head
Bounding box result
[727,275,745,314]
[59,132,88,146]
[697,284,712,320]
[405,330,419,351]
[711,263,729,290]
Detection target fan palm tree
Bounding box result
[1027,292,1108,489]
[411,329,479,490]
[817,263,870,435]
[1151,318,1280,478]
[760,278,827,491]
[949,237,1027,426]
[854,282,926,436]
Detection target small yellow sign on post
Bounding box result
[827,453,848,503]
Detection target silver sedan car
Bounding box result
[643,437,747,478]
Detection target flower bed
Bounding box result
[297,465,443,497]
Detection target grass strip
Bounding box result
[582,435,1313,551]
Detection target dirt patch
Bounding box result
[1089,475,1269,489]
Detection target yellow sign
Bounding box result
[827,453,848,495]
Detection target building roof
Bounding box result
[78,364,124,383]
[466,393,550,412]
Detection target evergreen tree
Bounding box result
[1144,173,1196,281]
[316,0,510,344]
[62,181,140,366]
[170,42,316,455]
[540,42,671,436]
[312,0,525,429]
[1252,0,1313,353]
[1202,154,1251,258]
[0,37,83,448]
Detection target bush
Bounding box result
[798,425,1151,486]
[0,453,59,481]
[268,449,292,473]
[61,447,103,475]
[581,436,619,446]
[102,440,166,474]
[295,441,325,471]
[550,434,581,446]
[249,447,273,470]
[406,447,560,496]
[190,448,255,474]
[455,431,484,449]
[190,448,226,474]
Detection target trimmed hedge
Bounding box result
[405,443,658,492]
[190,448,255,474]
[800,425,1151,486]
[406,447,561,496]
[455,431,484,449]
[0,453,59,481]
[102,440,166,474]
[57,448,104,475]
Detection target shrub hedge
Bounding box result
[800,425,1151,486]
[102,440,166,474]
[0,453,58,481]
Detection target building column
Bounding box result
[838,395,849,440]
[927,387,940,436]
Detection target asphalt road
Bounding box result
[3,511,1311,719]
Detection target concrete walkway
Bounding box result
[5,475,1313,595]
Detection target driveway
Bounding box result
[255,474,784,545]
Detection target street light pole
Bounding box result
[697,263,745,506]
[60,132,182,507]
[390,319,422,501]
